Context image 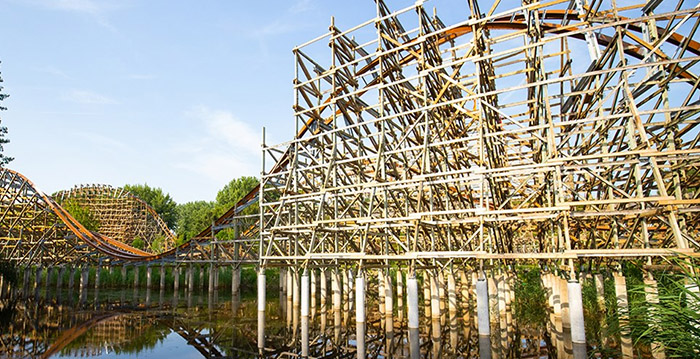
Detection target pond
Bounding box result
[0,285,589,358]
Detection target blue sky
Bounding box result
[0,0,560,203]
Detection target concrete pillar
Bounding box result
[34,265,43,291]
[310,269,316,320]
[174,266,180,292]
[407,275,420,359]
[200,265,205,291]
[146,266,153,289]
[121,265,127,286]
[69,266,76,290]
[301,271,309,358]
[378,270,386,328]
[320,269,327,331]
[448,270,458,345]
[286,268,293,327]
[257,270,266,353]
[293,269,300,332]
[332,269,341,341]
[94,266,101,290]
[160,265,166,291]
[57,266,65,289]
[438,270,446,324]
[430,271,440,321]
[188,265,194,293]
[477,277,490,336]
[568,280,586,344]
[232,265,240,296]
[385,270,394,350]
[423,271,431,323]
[208,264,215,294]
[343,268,350,324]
[133,266,139,288]
[80,266,88,291]
[356,273,366,359]
[397,269,404,322]
[614,272,633,358]
[644,274,666,359]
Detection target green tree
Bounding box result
[63,199,101,231]
[131,236,145,250]
[0,61,13,167]
[215,176,258,215]
[175,200,217,244]
[123,184,177,229]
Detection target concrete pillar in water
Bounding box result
[208,264,215,294]
[356,273,366,359]
[160,265,166,291]
[407,275,420,359]
[292,269,300,336]
[286,268,293,327]
[567,280,586,345]
[187,265,194,293]
[310,269,316,320]
[385,269,394,351]
[57,266,65,289]
[320,269,327,331]
[146,266,153,289]
[477,276,490,336]
[614,272,634,359]
[200,265,205,291]
[644,274,666,359]
[397,269,404,322]
[133,266,139,288]
[121,265,127,286]
[69,266,77,290]
[447,270,458,350]
[34,265,43,291]
[94,266,101,290]
[257,270,266,354]
[79,266,88,291]
[232,265,241,297]
[301,271,310,358]
[343,268,350,324]
[174,266,180,292]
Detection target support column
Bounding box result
[94,266,101,290]
[160,265,166,291]
[301,271,310,358]
[208,264,215,294]
[332,269,341,341]
[385,270,394,351]
[397,269,404,322]
[567,280,586,344]
[174,266,180,292]
[320,269,327,331]
[447,271,457,324]
[199,265,205,291]
[614,272,633,358]
[34,265,43,291]
[188,265,194,293]
[293,269,300,333]
[310,269,316,320]
[232,265,240,297]
[57,266,65,289]
[343,268,350,324]
[121,265,127,287]
[356,272,366,359]
[133,266,139,288]
[146,266,153,289]
[644,274,666,359]
[407,275,420,359]
[69,266,76,290]
[286,268,293,327]
[477,276,490,336]
[257,270,266,354]
[79,266,88,291]
[378,270,386,329]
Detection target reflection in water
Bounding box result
[0,285,583,358]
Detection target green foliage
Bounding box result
[63,199,101,231]
[628,257,700,358]
[215,176,258,216]
[132,236,145,250]
[150,234,166,253]
[0,61,12,167]
[513,266,548,329]
[175,200,217,241]
[123,184,177,229]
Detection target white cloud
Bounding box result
[63,90,118,104]
[289,0,313,14]
[24,0,123,32]
[173,107,261,185]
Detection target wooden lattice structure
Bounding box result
[259,0,700,270]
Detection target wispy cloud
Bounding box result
[289,0,313,14]
[24,0,123,32]
[173,107,261,184]
[63,89,118,104]
[34,65,72,79]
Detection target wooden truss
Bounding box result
[259,0,700,269]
